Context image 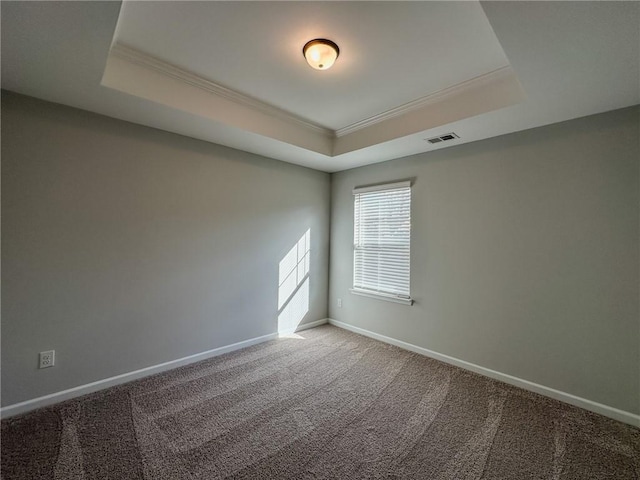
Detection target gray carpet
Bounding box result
[2,325,639,479]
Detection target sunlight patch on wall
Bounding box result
[278,229,310,334]
[278,278,309,335]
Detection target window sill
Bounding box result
[349,288,414,306]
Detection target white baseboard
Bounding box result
[279,318,329,336]
[5,317,636,427]
[1,319,333,419]
[328,319,640,427]
[0,330,281,419]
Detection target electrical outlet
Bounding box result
[337,298,342,308]
[39,350,55,369]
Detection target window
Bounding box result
[352,181,412,305]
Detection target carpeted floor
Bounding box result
[2,325,639,479]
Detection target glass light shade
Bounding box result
[303,39,339,70]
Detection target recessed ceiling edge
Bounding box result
[101,44,525,158]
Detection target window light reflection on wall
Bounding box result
[277,229,311,334]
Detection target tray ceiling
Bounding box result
[112,1,511,131]
[2,1,638,172]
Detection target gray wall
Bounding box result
[1,91,330,406]
[330,106,639,414]
[3,90,638,416]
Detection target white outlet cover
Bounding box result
[39,350,55,369]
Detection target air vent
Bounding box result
[426,132,459,144]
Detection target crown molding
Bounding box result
[105,44,522,158]
[110,44,334,139]
[335,66,515,138]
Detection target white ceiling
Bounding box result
[2,1,639,173]
[115,1,509,130]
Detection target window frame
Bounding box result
[351,181,413,306]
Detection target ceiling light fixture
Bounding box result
[303,39,339,71]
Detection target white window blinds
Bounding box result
[353,181,411,302]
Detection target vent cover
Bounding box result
[426,132,459,144]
